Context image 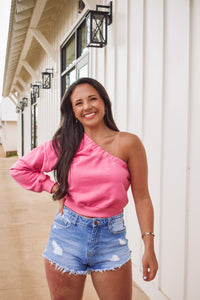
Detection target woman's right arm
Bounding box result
[10,140,58,194]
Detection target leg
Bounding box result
[91,259,132,300]
[44,258,86,300]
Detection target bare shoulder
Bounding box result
[117,131,143,150]
[116,132,145,162]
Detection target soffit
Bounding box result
[2,0,66,99]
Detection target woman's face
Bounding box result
[71,83,106,129]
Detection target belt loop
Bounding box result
[72,213,78,225]
[67,210,78,225]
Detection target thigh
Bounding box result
[44,258,86,300]
[91,259,132,300]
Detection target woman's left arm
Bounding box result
[126,134,158,281]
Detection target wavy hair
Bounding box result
[52,77,119,200]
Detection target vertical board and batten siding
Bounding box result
[160,1,189,299]
[91,0,200,299]
[19,0,200,299]
[185,1,200,299]
[37,55,60,145]
[21,55,60,153]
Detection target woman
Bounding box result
[10,77,158,300]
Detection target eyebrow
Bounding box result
[74,94,97,102]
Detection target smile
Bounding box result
[84,112,96,119]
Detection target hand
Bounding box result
[51,183,59,194]
[58,198,65,216]
[51,183,65,216]
[142,249,158,281]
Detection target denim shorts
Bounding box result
[42,206,131,275]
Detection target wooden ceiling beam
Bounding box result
[29,28,57,62]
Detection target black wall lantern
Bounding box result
[16,97,28,113]
[41,68,54,89]
[31,83,40,97]
[30,83,40,104]
[16,106,20,113]
[86,1,112,48]
[21,97,28,108]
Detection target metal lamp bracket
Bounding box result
[44,68,54,78]
[96,1,112,25]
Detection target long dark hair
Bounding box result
[52,77,119,200]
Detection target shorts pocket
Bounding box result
[53,212,74,229]
[108,217,126,234]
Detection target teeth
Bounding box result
[84,112,95,118]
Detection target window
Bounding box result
[77,20,87,58]
[61,19,89,97]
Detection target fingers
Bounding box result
[143,263,149,281]
[58,198,65,215]
[143,266,157,281]
[142,253,158,281]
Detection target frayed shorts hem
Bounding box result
[43,253,131,276]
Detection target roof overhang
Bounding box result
[3,0,91,102]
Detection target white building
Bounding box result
[0,97,17,156]
[2,1,200,299]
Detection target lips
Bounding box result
[84,112,96,119]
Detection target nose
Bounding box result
[82,100,92,111]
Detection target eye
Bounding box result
[90,97,97,101]
[75,101,82,106]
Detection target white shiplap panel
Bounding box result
[185,1,200,299]
[136,0,164,295]
[127,0,144,137]
[160,0,190,299]
[114,0,128,131]
[125,0,145,279]
[89,48,97,79]
[104,1,117,118]
[95,48,106,86]
[125,1,167,299]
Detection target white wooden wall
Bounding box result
[91,0,200,299]
[19,0,200,299]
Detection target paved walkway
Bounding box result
[0,146,149,300]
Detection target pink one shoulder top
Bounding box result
[10,133,131,217]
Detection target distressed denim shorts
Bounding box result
[42,206,131,275]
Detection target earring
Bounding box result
[76,119,78,123]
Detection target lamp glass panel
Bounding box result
[91,13,106,44]
[32,85,39,98]
[23,98,28,107]
[86,12,107,46]
[42,73,51,89]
